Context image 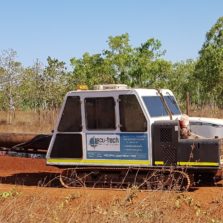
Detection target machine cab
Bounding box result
[46,85,181,167]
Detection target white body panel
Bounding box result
[189,117,223,139]
[46,88,180,167]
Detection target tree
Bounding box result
[18,59,45,110]
[169,60,196,103]
[70,53,115,88]
[104,33,133,84]
[0,49,22,111]
[43,57,68,109]
[194,17,223,106]
[70,34,169,89]
[70,34,134,88]
[129,38,170,88]
[19,57,69,110]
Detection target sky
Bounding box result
[0,0,222,67]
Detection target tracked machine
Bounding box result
[40,84,222,191]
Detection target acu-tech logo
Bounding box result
[89,136,98,148]
[87,134,120,152]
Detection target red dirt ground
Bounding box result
[0,156,59,175]
[0,155,222,198]
[0,155,222,222]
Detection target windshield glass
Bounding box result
[164,95,181,115]
[142,96,181,117]
[143,96,168,117]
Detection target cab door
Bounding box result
[48,96,83,159]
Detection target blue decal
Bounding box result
[87,133,148,160]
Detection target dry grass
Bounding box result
[0,186,222,223]
[0,110,59,133]
[0,106,222,134]
[188,105,223,119]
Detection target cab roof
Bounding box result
[67,88,175,97]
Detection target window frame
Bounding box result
[57,96,82,132]
[84,96,116,130]
[119,94,147,132]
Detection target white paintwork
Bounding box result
[46,88,180,166]
[93,84,128,90]
[189,117,223,138]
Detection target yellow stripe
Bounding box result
[47,158,150,165]
[155,161,164,165]
[155,161,218,166]
[177,162,219,166]
[47,159,218,167]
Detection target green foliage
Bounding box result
[42,57,69,109]
[194,17,223,107]
[18,60,44,110]
[130,39,169,87]
[1,17,223,111]
[0,49,22,110]
[70,53,115,88]
[70,33,172,89]
[105,33,133,84]
[169,60,196,103]
[0,36,195,111]
[0,52,71,111]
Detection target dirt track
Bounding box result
[0,155,222,222]
[0,155,222,199]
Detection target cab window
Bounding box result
[85,97,116,130]
[58,96,82,132]
[119,95,147,132]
